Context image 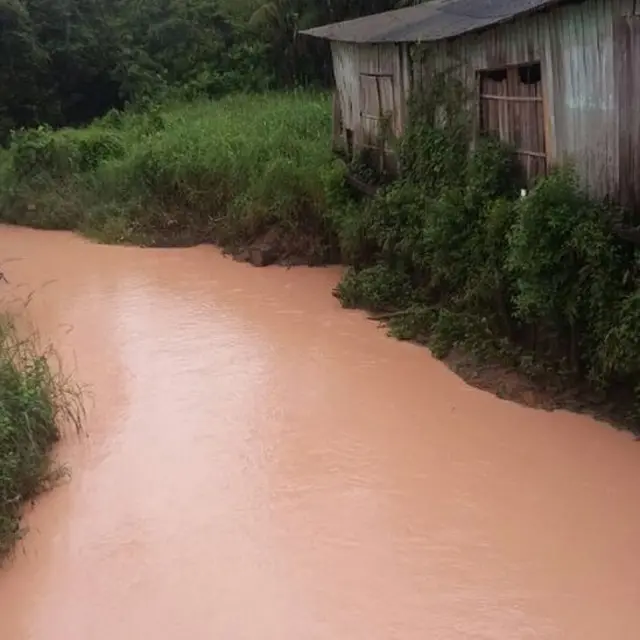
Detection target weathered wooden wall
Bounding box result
[329,0,640,205]
[615,13,640,211]
[331,42,359,139]
[414,0,636,201]
[479,65,547,183]
[330,42,409,157]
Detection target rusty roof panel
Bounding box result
[301,0,565,43]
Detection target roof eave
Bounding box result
[299,0,569,45]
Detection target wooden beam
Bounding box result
[359,72,394,78]
[480,94,543,103]
[345,173,379,197]
[513,149,548,159]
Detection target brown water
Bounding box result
[0,226,639,639]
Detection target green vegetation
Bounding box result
[0,0,420,143]
[0,315,82,559]
[0,92,342,259]
[331,74,640,424]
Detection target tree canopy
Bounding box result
[0,0,417,142]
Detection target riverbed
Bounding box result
[0,226,639,639]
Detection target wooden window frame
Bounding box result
[477,61,548,181]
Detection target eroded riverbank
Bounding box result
[1,226,639,639]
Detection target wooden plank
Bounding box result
[497,73,508,143]
[331,42,357,132]
[538,16,555,166]
[394,44,407,137]
[480,94,543,102]
[377,43,396,75]
[331,91,344,153]
[359,73,381,149]
[400,44,412,134]
[541,55,553,170]
[473,71,481,145]
[507,67,519,150]
[514,149,548,158]
[478,61,547,183]
[615,15,640,210]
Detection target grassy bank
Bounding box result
[0,92,339,261]
[0,316,81,559]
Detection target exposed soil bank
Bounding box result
[1,225,640,639]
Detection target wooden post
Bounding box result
[331,91,343,153]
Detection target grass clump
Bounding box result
[0,92,338,261]
[0,315,82,559]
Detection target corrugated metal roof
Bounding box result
[300,0,566,44]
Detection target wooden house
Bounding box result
[302,0,640,208]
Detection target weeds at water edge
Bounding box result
[0,314,84,560]
[0,93,338,262]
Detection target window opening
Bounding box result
[479,62,547,183]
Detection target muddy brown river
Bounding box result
[0,226,639,639]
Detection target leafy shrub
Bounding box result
[427,308,497,360]
[400,70,471,195]
[335,265,413,312]
[507,168,627,373]
[360,181,432,271]
[9,126,125,178]
[466,136,522,203]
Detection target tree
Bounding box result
[247,0,421,86]
[0,0,51,139]
[0,0,423,141]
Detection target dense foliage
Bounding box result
[332,73,640,422]
[0,0,417,142]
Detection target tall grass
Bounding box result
[0,92,341,260]
[0,315,83,559]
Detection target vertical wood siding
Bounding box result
[615,14,640,210]
[331,42,360,136]
[329,0,639,204]
[415,0,635,201]
[331,42,405,155]
[479,66,547,183]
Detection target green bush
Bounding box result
[400,70,471,195]
[332,135,519,329]
[360,181,432,271]
[597,290,640,384]
[507,168,628,374]
[332,73,640,421]
[335,265,413,312]
[9,126,125,178]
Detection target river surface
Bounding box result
[0,226,639,639]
